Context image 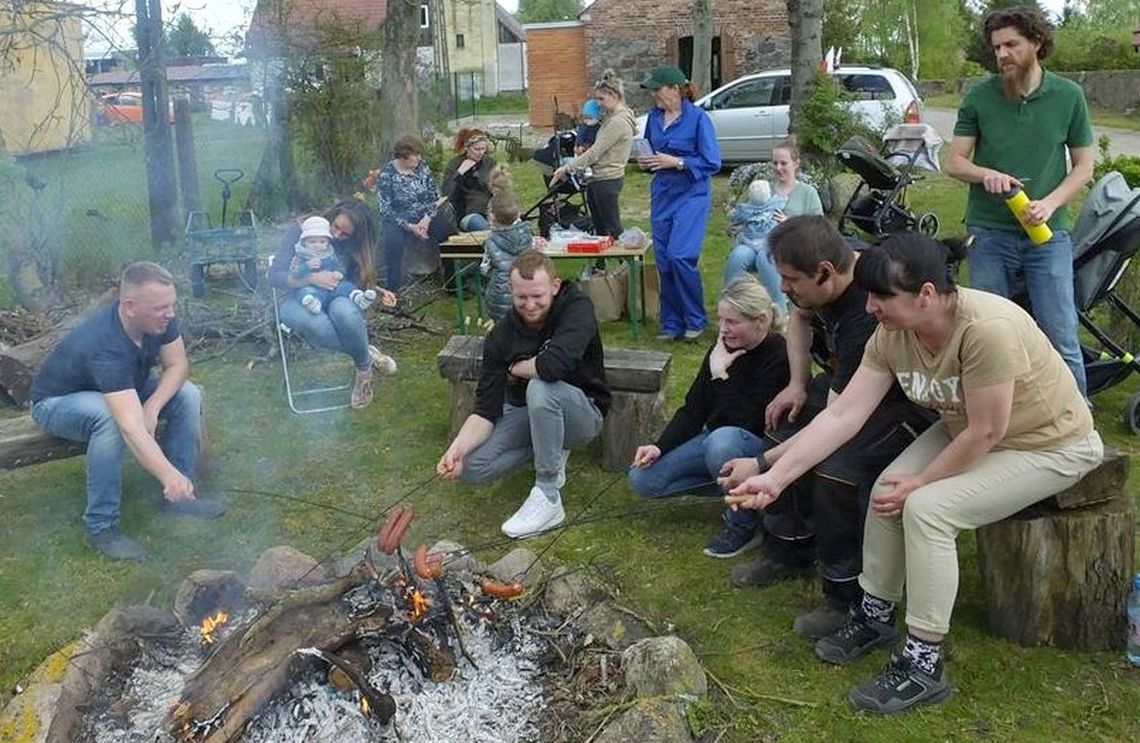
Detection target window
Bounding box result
[712,77,777,109]
[837,73,896,100]
[420,4,429,28]
[456,33,465,49]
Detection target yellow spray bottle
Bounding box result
[1004,186,1053,245]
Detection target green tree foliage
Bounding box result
[1050,1,1140,71]
[165,13,216,57]
[516,0,582,23]
[822,0,968,79]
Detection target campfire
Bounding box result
[198,610,229,645]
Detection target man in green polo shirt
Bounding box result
[946,5,1093,395]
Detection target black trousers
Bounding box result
[586,177,624,237]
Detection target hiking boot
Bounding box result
[351,288,377,311]
[161,497,227,519]
[729,555,814,587]
[847,652,952,714]
[703,523,763,559]
[368,344,398,376]
[86,528,147,561]
[501,486,565,538]
[814,607,899,665]
[794,603,849,640]
[301,294,322,314]
[351,369,374,409]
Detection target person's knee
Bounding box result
[628,467,665,498]
[900,488,947,532]
[326,296,362,324]
[524,378,559,408]
[703,427,754,475]
[170,381,203,415]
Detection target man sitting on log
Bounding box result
[437,250,610,538]
[29,262,225,561]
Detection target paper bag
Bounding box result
[577,262,628,323]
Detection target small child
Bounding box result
[290,216,377,314]
[573,99,603,157]
[480,168,535,322]
[723,180,789,312]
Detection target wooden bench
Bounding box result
[437,335,671,472]
[975,450,1134,651]
[0,414,84,470]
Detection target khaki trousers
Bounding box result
[859,422,1104,635]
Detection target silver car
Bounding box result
[636,66,923,163]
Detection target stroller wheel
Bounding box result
[917,212,940,237]
[1123,392,1140,435]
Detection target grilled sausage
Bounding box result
[478,576,525,599]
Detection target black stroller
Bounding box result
[524,130,594,238]
[1054,171,1140,431]
[837,124,943,240]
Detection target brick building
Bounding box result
[526,0,790,126]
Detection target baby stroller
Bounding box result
[836,124,943,240]
[523,130,594,238]
[1056,171,1140,431]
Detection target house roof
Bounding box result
[245,0,390,57]
[88,64,250,88]
[496,3,525,42]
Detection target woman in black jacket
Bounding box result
[440,128,497,231]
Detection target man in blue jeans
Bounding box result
[946,5,1093,394]
[30,262,225,561]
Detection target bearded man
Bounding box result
[946,4,1093,395]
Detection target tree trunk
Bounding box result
[378,0,421,163]
[691,0,712,95]
[136,0,178,247]
[786,0,823,135]
[976,490,1135,651]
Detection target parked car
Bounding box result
[96,91,174,126]
[635,66,923,163]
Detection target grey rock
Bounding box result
[623,636,707,699]
[331,535,399,579]
[486,547,543,584]
[429,540,481,576]
[594,698,693,743]
[577,602,654,650]
[1,681,62,743]
[248,545,328,592]
[544,565,606,616]
[173,570,246,625]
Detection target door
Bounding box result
[703,75,779,161]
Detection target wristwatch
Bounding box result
[676,157,685,170]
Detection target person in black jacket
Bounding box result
[440,128,497,231]
[628,275,788,559]
[437,250,610,538]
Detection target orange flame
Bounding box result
[360,695,371,716]
[199,610,229,645]
[410,590,430,620]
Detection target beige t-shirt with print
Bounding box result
[861,287,1092,450]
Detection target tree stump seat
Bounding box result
[0,414,84,470]
[975,450,1134,651]
[436,335,671,472]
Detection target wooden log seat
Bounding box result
[975,450,1134,651]
[0,414,84,470]
[436,335,671,472]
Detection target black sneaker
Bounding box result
[729,555,814,587]
[703,523,763,559]
[793,603,848,640]
[814,607,898,665]
[161,497,227,519]
[86,528,147,561]
[848,652,953,714]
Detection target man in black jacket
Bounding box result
[437,250,611,538]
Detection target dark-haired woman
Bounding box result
[377,134,452,290]
[270,199,397,409]
[728,233,1102,714]
[638,65,722,341]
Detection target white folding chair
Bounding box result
[268,257,352,414]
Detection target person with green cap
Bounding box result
[638,64,722,342]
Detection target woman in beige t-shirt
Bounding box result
[726,233,1103,715]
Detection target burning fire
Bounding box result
[409,589,431,620]
[359,695,371,716]
[199,610,229,645]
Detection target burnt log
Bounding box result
[976,487,1135,651]
[165,564,393,742]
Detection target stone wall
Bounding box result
[919,69,1140,113]
[581,0,790,112]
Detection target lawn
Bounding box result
[1,138,1139,742]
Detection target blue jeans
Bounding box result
[295,278,359,307]
[628,426,765,531]
[968,226,1087,394]
[460,213,490,231]
[30,378,202,535]
[279,294,370,370]
[723,240,788,314]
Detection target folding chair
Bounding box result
[268,257,352,414]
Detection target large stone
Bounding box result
[577,602,654,650]
[623,636,708,699]
[247,545,329,592]
[173,570,246,625]
[0,682,62,743]
[594,698,692,743]
[429,539,482,576]
[486,547,543,585]
[330,535,399,579]
[544,565,606,617]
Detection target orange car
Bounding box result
[97,91,174,125]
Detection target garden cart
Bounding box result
[185,168,259,297]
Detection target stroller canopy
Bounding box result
[1073,170,1140,260]
[882,123,942,173]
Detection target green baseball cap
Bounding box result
[640,65,687,90]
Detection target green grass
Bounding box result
[925,92,1140,132]
[2,157,1139,741]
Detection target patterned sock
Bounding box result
[860,593,896,624]
[903,634,942,676]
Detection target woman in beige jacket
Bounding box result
[551,69,637,238]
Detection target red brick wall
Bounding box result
[526,25,590,128]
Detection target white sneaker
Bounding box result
[501,486,565,538]
[368,344,398,376]
[301,294,322,314]
[555,449,570,489]
[351,288,377,311]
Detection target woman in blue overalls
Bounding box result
[639,65,722,341]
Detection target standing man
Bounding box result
[30,262,224,562]
[437,250,610,538]
[946,5,1093,394]
[718,217,935,639]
